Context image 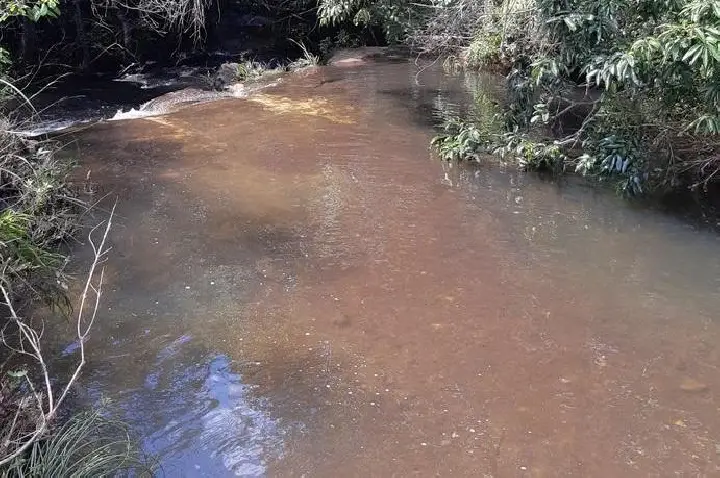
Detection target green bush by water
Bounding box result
[319,0,720,197]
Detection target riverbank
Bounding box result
[0,49,326,471]
[313,0,720,202]
[0,115,152,472]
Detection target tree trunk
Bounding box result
[117,10,133,52]
[20,18,37,65]
[74,0,90,70]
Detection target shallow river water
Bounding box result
[63,59,720,476]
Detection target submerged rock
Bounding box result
[214,62,240,90]
[139,88,223,114]
[680,378,709,393]
[328,46,409,66]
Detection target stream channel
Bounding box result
[47,54,720,476]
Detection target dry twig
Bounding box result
[0,204,115,466]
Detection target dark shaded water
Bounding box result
[55,60,720,476]
[8,56,251,135]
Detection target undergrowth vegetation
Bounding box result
[0,129,80,299]
[429,0,720,196]
[2,409,151,476]
[0,120,152,475]
[0,5,149,473]
[0,117,149,474]
[317,0,720,198]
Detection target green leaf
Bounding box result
[707,43,720,62]
[563,16,577,32]
[682,44,703,64]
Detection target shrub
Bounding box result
[425,0,720,196]
[0,128,81,299]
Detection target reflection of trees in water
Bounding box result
[325,62,720,311]
[441,160,617,247]
[430,69,505,125]
[343,62,506,135]
[438,157,720,318]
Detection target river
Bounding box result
[57,57,720,476]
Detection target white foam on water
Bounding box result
[89,78,283,125]
[228,83,246,97]
[9,118,95,137]
[113,72,152,88]
[114,71,193,89]
[110,107,161,121]
[140,79,181,89]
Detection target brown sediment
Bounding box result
[63,61,720,477]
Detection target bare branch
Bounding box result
[0,203,116,465]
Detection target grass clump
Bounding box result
[0,125,81,299]
[2,409,152,477]
[235,60,267,81]
[288,40,320,70]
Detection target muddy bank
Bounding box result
[57,60,720,476]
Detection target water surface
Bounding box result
[65,60,720,476]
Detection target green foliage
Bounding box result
[424,0,720,194]
[495,133,567,172]
[0,0,60,75]
[0,129,82,297]
[318,0,420,43]
[568,95,650,194]
[461,1,539,70]
[432,121,568,172]
[521,0,720,192]
[3,409,152,477]
[0,209,63,276]
[432,119,493,161]
[464,31,503,69]
[0,0,59,23]
[431,87,504,161]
